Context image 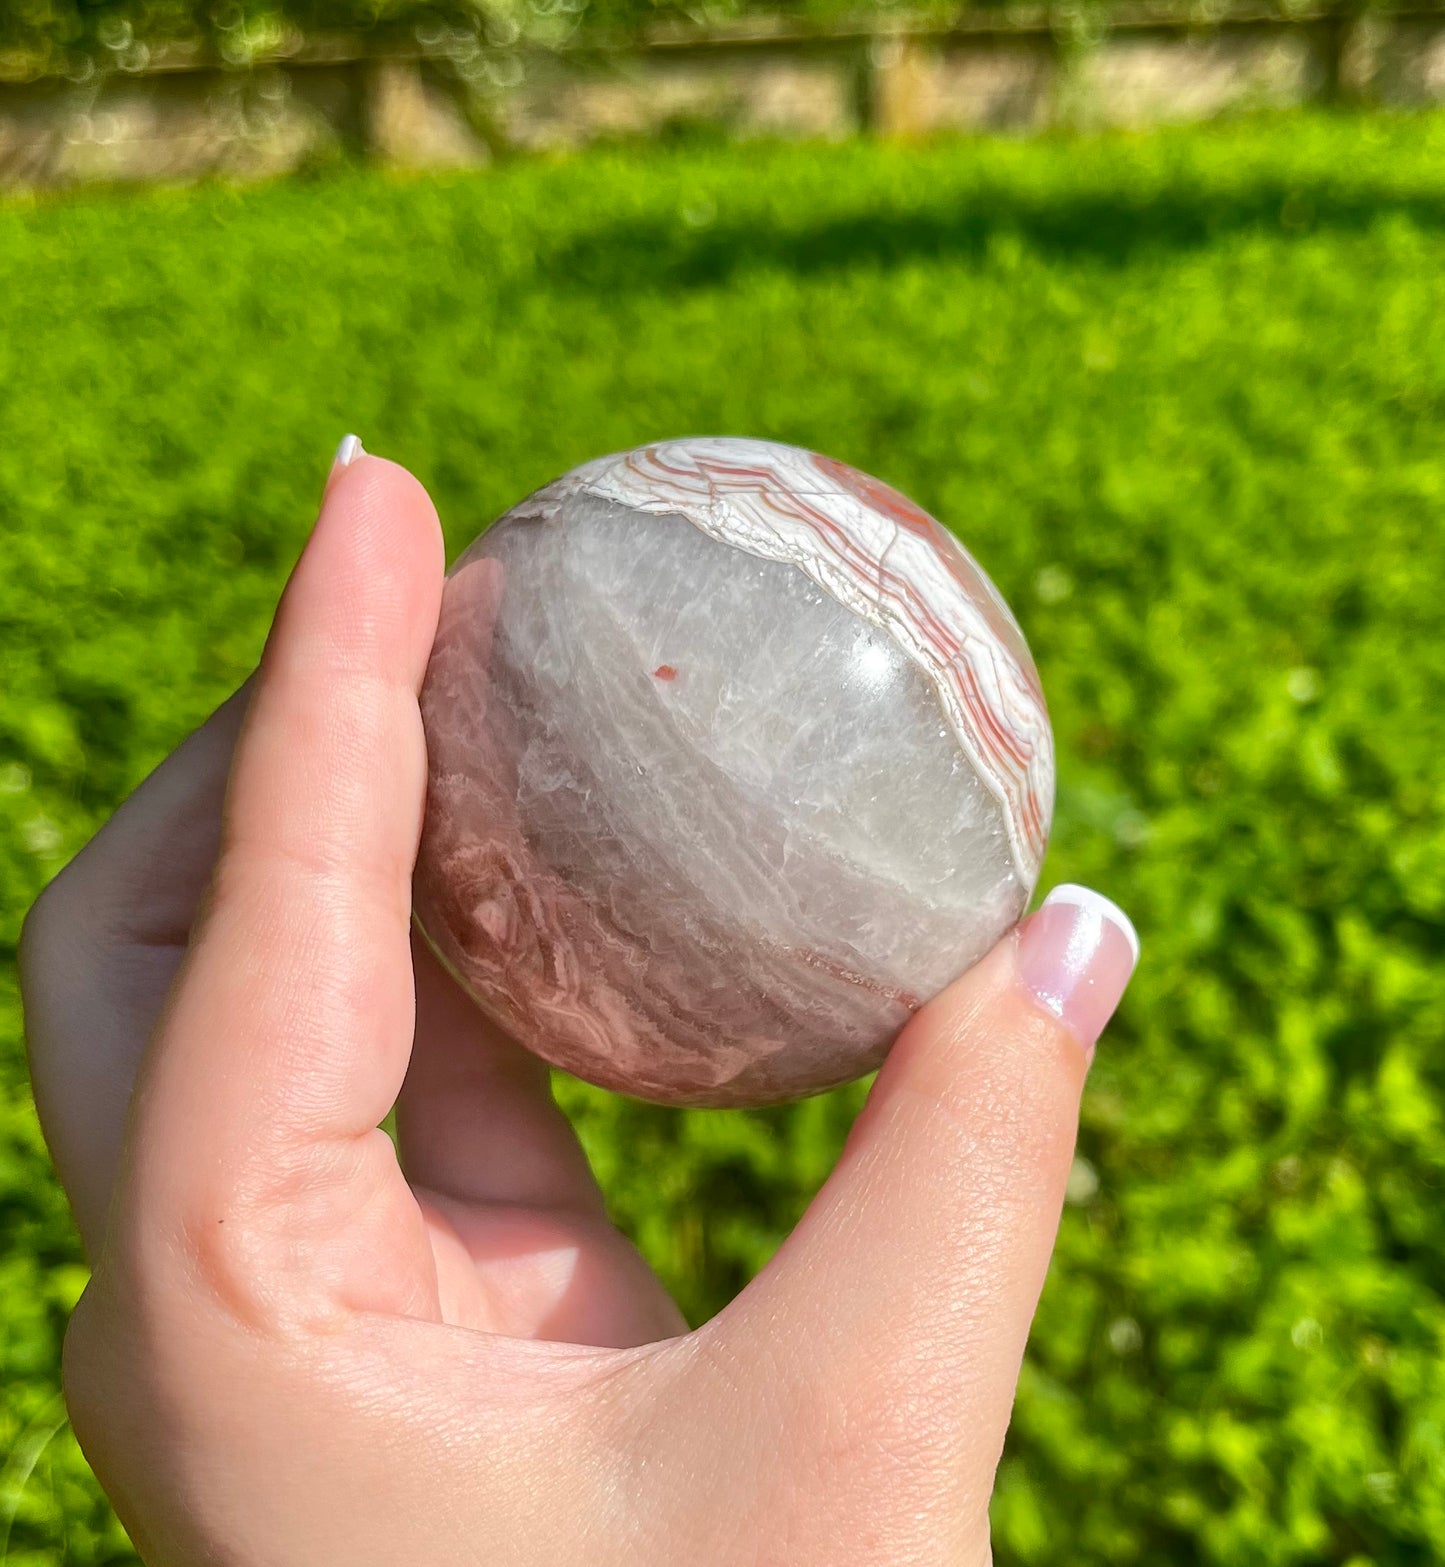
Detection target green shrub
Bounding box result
[0,0,1021,80]
[2,112,1444,1563]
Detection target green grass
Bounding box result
[3,111,1445,1563]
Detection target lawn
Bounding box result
[2,112,1444,1564]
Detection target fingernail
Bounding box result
[323,434,365,500]
[1017,884,1139,1056]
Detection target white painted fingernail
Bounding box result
[1018,884,1139,1055]
[1040,884,1140,965]
[334,434,365,469]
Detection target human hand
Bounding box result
[20,445,1138,1567]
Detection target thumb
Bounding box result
[701,886,1137,1545]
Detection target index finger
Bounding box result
[113,449,445,1279]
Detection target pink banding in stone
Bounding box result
[518,438,1053,887]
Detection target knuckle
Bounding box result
[177,1204,272,1322]
[16,875,71,999]
[168,1152,359,1336]
[60,1280,121,1456]
[899,1004,1082,1185]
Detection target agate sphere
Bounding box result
[413,438,1054,1107]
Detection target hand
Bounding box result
[19,447,1137,1567]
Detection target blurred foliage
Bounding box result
[0,0,968,82]
[0,0,592,80]
[2,111,1445,1563]
[0,0,1335,84]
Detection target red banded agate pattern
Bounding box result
[564,439,1051,885]
[414,438,1054,1106]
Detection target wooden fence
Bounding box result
[2,3,1443,186]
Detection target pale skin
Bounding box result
[19,454,1132,1566]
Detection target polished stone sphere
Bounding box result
[414,438,1054,1106]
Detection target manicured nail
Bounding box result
[1017,884,1138,1056]
[323,434,365,501]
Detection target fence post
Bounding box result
[1335,8,1390,100]
[868,32,934,135]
